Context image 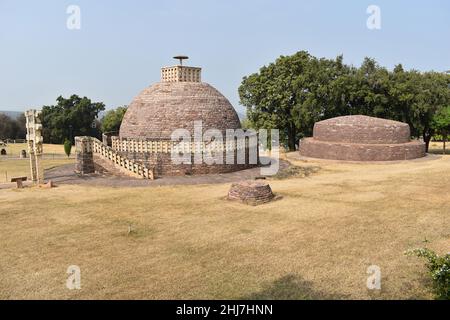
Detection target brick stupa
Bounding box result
[114,57,257,176]
[299,115,426,161]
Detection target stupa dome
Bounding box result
[313,115,411,144]
[119,60,241,140]
[299,115,426,161]
[112,57,257,177]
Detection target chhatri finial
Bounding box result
[173,55,189,66]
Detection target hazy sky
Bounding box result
[1,0,449,113]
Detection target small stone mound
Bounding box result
[228,180,275,206]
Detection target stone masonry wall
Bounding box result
[228,181,275,205]
[299,115,426,161]
[117,147,258,177]
[314,116,411,144]
[300,138,426,161]
[75,136,95,174]
[119,82,242,140]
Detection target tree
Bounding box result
[0,114,26,140]
[40,95,105,144]
[408,72,450,152]
[0,114,15,139]
[432,106,450,154]
[15,114,27,139]
[239,51,349,150]
[339,58,391,118]
[239,51,450,152]
[389,65,415,125]
[101,106,127,133]
[64,139,72,157]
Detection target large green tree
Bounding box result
[239,51,349,150]
[239,51,450,152]
[346,58,391,118]
[408,72,450,151]
[40,95,105,144]
[432,105,450,154]
[101,106,127,134]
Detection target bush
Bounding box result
[64,139,72,158]
[405,248,450,299]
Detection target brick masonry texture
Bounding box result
[117,148,257,177]
[75,136,95,174]
[228,180,275,205]
[299,115,426,161]
[75,152,95,174]
[299,138,425,161]
[313,115,411,144]
[76,63,257,178]
[116,67,257,176]
[119,82,242,140]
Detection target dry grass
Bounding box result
[1,143,67,156]
[429,141,449,155]
[0,154,449,299]
[0,158,74,183]
[0,143,73,183]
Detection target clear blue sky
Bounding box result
[1,0,449,114]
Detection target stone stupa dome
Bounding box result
[119,58,241,140]
[299,115,426,161]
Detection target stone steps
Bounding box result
[93,154,129,177]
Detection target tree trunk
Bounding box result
[443,133,447,155]
[285,124,297,152]
[423,132,432,153]
[423,133,431,153]
[287,133,296,151]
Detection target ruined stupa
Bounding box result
[299,115,426,161]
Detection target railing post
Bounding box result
[75,136,94,174]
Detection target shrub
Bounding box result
[64,139,72,158]
[405,248,450,300]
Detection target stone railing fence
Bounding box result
[76,136,154,180]
[111,136,251,154]
[92,138,154,180]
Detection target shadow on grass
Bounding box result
[270,165,321,180]
[428,149,450,155]
[240,274,349,300]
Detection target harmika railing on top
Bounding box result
[91,138,154,180]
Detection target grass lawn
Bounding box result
[1,143,67,157]
[0,158,74,183]
[429,141,449,155]
[0,153,448,299]
[0,144,73,183]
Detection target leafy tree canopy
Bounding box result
[239,51,450,151]
[40,95,105,144]
[100,106,127,134]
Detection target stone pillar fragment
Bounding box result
[75,136,95,174]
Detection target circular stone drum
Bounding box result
[228,180,275,205]
[299,115,426,161]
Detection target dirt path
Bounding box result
[2,159,288,188]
